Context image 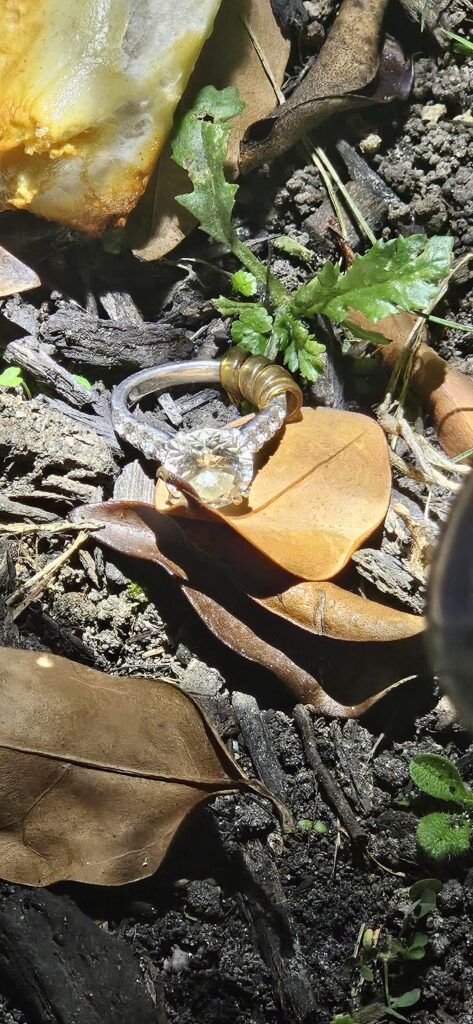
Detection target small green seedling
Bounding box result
[411,753,473,859]
[408,877,442,919]
[171,85,453,382]
[126,582,148,604]
[73,374,93,389]
[0,365,31,398]
[297,818,328,835]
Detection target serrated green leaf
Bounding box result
[231,270,258,296]
[274,235,314,264]
[232,326,269,355]
[417,812,471,860]
[294,235,454,325]
[238,306,273,334]
[411,754,473,804]
[0,366,23,388]
[171,85,244,246]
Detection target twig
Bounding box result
[0,521,103,538]
[232,692,288,802]
[294,705,368,849]
[314,147,377,245]
[7,530,91,619]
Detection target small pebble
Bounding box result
[421,103,447,123]
[359,133,382,155]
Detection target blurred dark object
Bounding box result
[270,0,308,35]
[428,473,473,729]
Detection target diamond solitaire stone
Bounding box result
[163,428,254,508]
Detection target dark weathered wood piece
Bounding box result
[41,306,192,368]
[3,336,108,415]
[113,459,155,503]
[236,839,317,1024]
[40,396,122,453]
[0,887,159,1024]
[352,548,425,614]
[232,692,288,801]
[294,704,368,849]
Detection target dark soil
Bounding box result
[0,2,472,1023]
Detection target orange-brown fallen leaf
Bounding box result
[0,646,255,887]
[71,501,427,716]
[355,309,473,460]
[155,406,392,580]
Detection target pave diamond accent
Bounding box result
[163,427,254,508]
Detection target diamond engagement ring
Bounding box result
[111,348,303,509]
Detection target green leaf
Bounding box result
[213,296,257,316]
[330,1016,357,1024]
[171,85,244,246]
[274,235,314,264]
[417,812,471,860]
[297,818,314,832]
[294,235,454,325]
[232,326,269,355]
[408,878,442,917]
[411,754,473,805]
[443,30,473,55]
[0,366,23,388]
[231,270,258,296]
[390,989,421,1009]
[73,374,93,389]
[360,965,374,982]
[238,306,273,334]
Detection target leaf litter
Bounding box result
[0,645,268,886]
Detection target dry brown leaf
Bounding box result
[155,406,392,580]
[353,309,473,459]
[0,245,40,297]
[71,501,427,716]
[0,646,254,886]
[129,0,290,259]
[240,0,413,172]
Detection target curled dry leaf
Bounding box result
[155,406,392,581]
[240,0,413,172]
[130,0,290,259]
[71,501,427,716]
[0,647,253,886]
[353,309,473,459]
[0,245,40,297]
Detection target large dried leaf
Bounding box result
[240,0,413,172]
[129,0,290,259]
[0,647,249,886]
[155,407,392,580]
[353,309,473,459]
[72,501,427,715]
